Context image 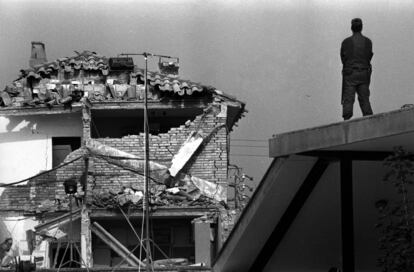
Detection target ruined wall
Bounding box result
[90,109,228,194]
[0,112,83,257]
[0,113,82,184]
[51,105,229,205]
[0,103,230,214]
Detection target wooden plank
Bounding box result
[80,208,92,267]
[169,131,204,177]
[90,222,144,267]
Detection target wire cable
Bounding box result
[0,155,84,187]
[230,145,268,148]
[230,153,270,158]
[230,138,267,142]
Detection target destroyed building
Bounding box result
[0,42,245,270]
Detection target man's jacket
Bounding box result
[341,32,373,70]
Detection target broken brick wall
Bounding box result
[0,113,82,215]
[48,103,229,206]
[88,106,229,201]
[0,102,230,212]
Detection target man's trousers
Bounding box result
[342,69,373,120]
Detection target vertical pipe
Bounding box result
[81,157,92,267]
[143,53,151,271]
[340,156,354,272]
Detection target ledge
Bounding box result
[269,107,414,157]
[0,104,83,116]
[90,207,218,218]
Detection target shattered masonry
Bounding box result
[0,45,245,269]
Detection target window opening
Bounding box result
[91,108,204,138]
[50,243,81,268]
[92,218,195,266]
[52,137,81,167]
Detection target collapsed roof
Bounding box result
[0,50,246,130]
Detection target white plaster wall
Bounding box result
[1,217,37,256]
[0,113,82,184]
[0,112,82,263]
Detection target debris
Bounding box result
[166,187,180,194]
[169,131,204,177]
[189,175,226,203]
[153,258,188,268]
[86,139,169,184]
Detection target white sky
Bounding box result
[1,0,414,180]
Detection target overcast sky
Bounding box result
[1,0,414,181]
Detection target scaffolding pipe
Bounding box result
[143,52,152,271]
[90,222,144,267]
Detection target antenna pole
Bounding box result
[117,51,178,271]
[143,52,151,272]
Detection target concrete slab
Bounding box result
[213,156,319,272]
[269,107,414,157]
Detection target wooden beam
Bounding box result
[80,208,92,267]
[341,156,354,272]
[90,222,144,267]
[249,159,330,272]
[80,157,92,267]
[300,150,392,161]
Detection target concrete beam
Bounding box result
[0,104,82,116]
[90,100,210,110]
[213,156,319,272]
[249,158,329,271]
[90,208,217,219]
[269,107,414,157]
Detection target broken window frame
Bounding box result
[52,137,81,168]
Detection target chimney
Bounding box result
[29,41,47,68]
[158,57,179,76]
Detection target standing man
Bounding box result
[341,18,374,120]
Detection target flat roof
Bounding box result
[214,107,414,271]
[269,107,414,157]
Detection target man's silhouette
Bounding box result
[341,18,373,120]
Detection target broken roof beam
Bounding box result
[90,100,210,110]
[35,208,82,233]
[86,139,168,183]
[90,221,144,267]
[169,131,204,177]
[86,139,227,203]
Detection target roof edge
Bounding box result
[269,107,414,157]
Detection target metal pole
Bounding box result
[143,53,151,271]
[69,194,73,264]
[340,156,355,272]
[117,51,179,270]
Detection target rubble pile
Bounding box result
[90,184,217,209]
[0,79,85,108]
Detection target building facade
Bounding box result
[0,43,245,270]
